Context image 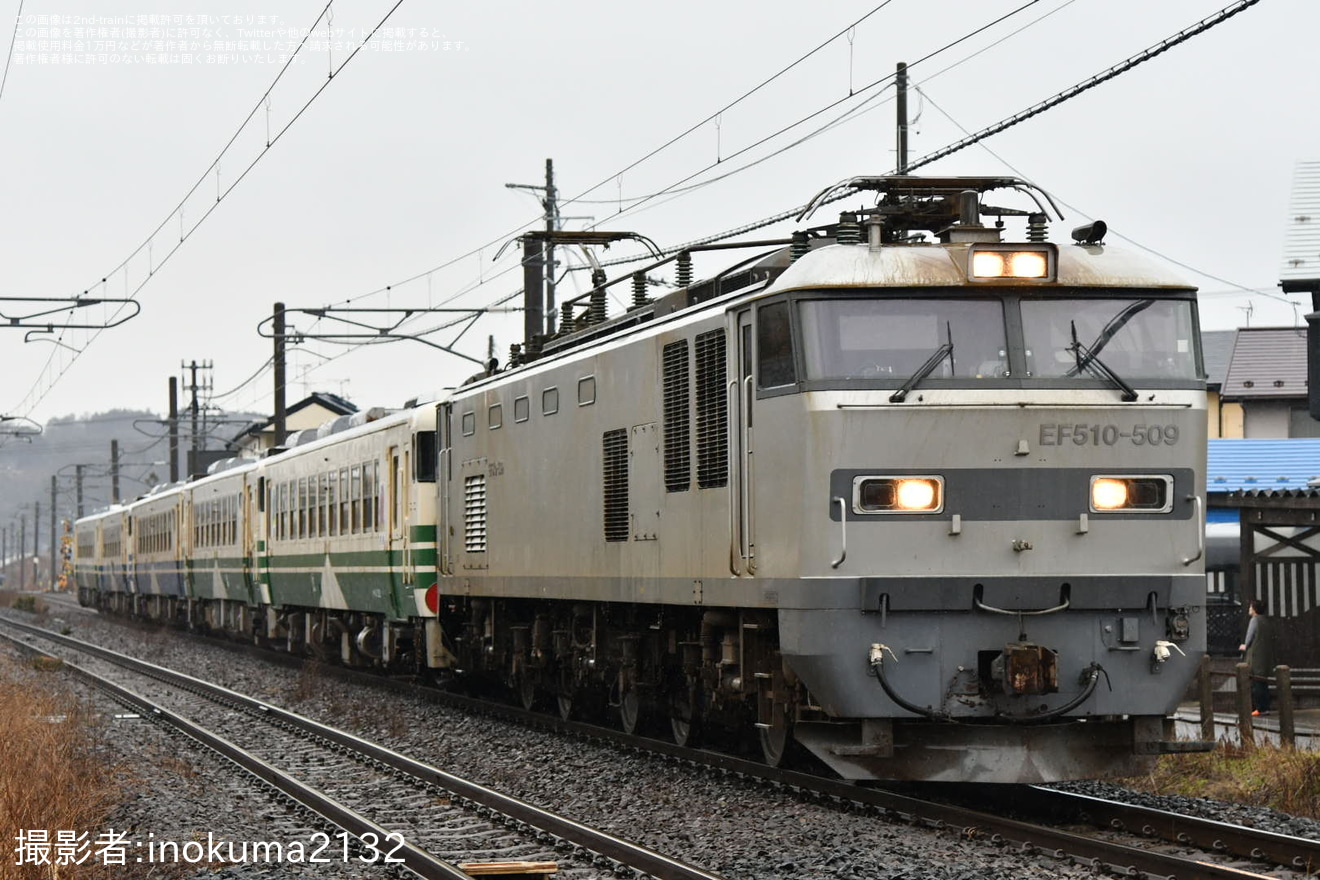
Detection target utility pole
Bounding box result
[168,376,180,483]
[544,158,559,335]
[896,61,909,174]
[110,439,121,503]
[19,513,26,591]
[273,302,287,448]
[49,476,57,590]
[506,160,561,339]
[183,360,212,476]
[33,500,40,588]
[75,464,85,519]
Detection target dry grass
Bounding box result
[0,591,47,616]
[0,660,121,880]
[1127,741,1320,819]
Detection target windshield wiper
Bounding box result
[1069,320,1137,402]
[1067,299,1154,372]
[890,322,954,403]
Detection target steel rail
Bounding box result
[0,617,725,880]
[14,611,1294,879]
[1017,785,1320,873]
[0,629,470,880]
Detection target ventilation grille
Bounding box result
[662,340,691,492]
[603,429,629,542]
[464,474,487,552]
[695,329,728,488]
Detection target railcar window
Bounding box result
[1019,298,1199,381]
[414,431,437,482]
[578,376,596,406]
[317,474,328,537]
[351,465,362,534]
[489,403,503,430]
[542,387,559,415]
[461,411,476,436]
[513,396,529,424]
[757,301,796,388]
[797,298,1007,382]
[327,473,339,535]
[343,472,353,533]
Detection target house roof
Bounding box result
[1207,438,1320,493]
[1200,329,1236,389]
[232,392,358,442]
[1219,327,1308,399]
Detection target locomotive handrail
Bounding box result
[727,379,742,576]
[830,497,847,569]
[742,374,756,574]
[972,582,1070,616]
[1181,495,1203,566]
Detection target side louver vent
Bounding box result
[695,329,728,488]
[662,340,691,492]
[603,428,629,542]
[464,474,487,553]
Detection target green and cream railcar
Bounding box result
[185,461,259,631]
[128,483,188,619]
[256,407,439,664]
[73,505,128,607]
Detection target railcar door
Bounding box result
[437,402,453,577]
[731,308,756,574]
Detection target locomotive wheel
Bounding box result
[517,673,537,712]
[619,689,641,735]
[758,706,793,767]
[669,687,701,748]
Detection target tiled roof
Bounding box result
[1219,327,1308,399]
[1207,438,1320,493]
[1201,329,1236,389]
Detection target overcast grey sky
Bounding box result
[1,0,1315,427]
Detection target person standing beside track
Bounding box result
[1238,599,1275,716]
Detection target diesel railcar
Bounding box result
[77,175,1210,783]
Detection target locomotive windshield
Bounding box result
[797,298,1009,381]
[1020,298,1199,381]
[779,291,1201,391]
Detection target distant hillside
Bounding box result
[0,407,259,568]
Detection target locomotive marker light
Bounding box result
[1088,475,1173,513]
[967,244,1056,281]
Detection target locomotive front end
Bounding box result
[749,178,1209,782]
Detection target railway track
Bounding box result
[9,611,1317,879]
[0,616,725,880]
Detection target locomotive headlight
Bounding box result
[1091,478,1129,510]
[896,479,938,510]
[1089,475,1174,513]
[853,476,943,514]
[968,245,1056,281]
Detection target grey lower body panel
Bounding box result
[795,719,1158,784]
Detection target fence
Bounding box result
[1194,655,1320,747]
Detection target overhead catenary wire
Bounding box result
[911,85,1296,306]
[581,0,1270,272]
[8,0,410,422]
[0,0,24,105]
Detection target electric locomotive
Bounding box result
[75,175,1209,784]
[435,175,1209,782]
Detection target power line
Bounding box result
[913,84,1296,306]
[9,0,409,421]
[0,0,24,105]
[580,0,1269,273]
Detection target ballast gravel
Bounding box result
[5,604,1316,879]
